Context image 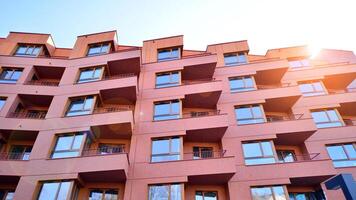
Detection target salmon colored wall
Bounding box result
[69,31,118,59]
[142,35,183,63]
[206,41,249,67]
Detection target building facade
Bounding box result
[0,30,355,200]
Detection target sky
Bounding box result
[0,0,355,55]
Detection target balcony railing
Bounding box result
[102,73,136,80]
[343,119,356,126]
[8,111,47,119]
[182,110,221,119]
[181,78,217,86]
[328,88,356,95]
[81,148,126,157]
[266,114,304,122]
[92,105,134,114]
[25,80,60,86]
[0,152,30,160]
[277,153,321,163]
[183,150,226,160]
[256,83,292,90]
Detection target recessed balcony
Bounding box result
[6,94,53,120]
[24,65,65,86]
[0,130,37,161]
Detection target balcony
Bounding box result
[134,150,236,182]
[141,93,227,134]
[237,153,336,181]
[216,59,289,83]
[24,65,65,86]
[231,97,315,141]
[0,130,37,161]
[6,94,53,120]
[223,84,301,103]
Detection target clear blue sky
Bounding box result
[1,0,355,54]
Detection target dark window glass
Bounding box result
[98,144,125,154]
[151,137,181,162]
[157,48,180,61]
[9,145,32,160]
[193,147,214,159]
[154,100,180,121]
[277,150,296,163]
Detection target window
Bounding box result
[77,67,103,83]
[235,105,265,125]
[151,137,181,162]
[224,52,247,66]
[195,191,217,200]
[0,97,6,110]
[251,186,287,200]
[98,143,125,155]
[89,189,118,200]
[87,43,110,56]
[289,59,310,69]
[242,141,276,165]
[326,143,356,167]
[0,68,22,84]
[156,71,180,88]
[311,109,343,128]
[51,133,84,159]
[193,147,213,159]
[299,81,326,96]
[0,190,14,200]
[14,44,42,57]
[37,181,77,200]
[154,100,180,121]
[277,150,296,163]
[289,192,320,200]
[66,96,96,117]
[149,184,182,200]
[229,76,256,92]
[157,48,180,61]
[9,145,32,160]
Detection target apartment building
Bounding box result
[0,30,355,200]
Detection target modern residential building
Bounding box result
[0,30,355,200]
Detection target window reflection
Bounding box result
[154,100,180,121]
[229,76,256,92]
[242,141,276,165]
[327,143,356,168]
[151,137,181,162]
[51,133,85,159]
[235,105,265,125]
[157,48,180,61]
[311,109,343,128]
